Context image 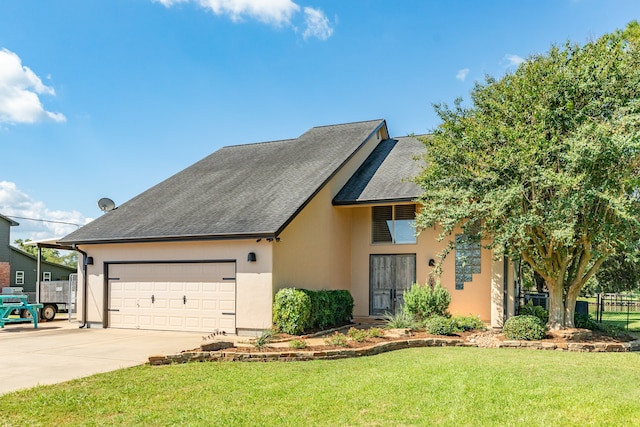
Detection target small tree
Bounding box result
[414,23,640,330]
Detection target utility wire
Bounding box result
[6,215,82,228]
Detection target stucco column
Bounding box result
[490,257,505,329]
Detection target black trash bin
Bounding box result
[575,300,589,316]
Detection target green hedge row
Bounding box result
[273,288,354,335]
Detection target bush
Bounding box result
[383,311,418,329]
[403,282,451,320]
[367,327,385,338]
[273,289,312,335]
[424,315,458,335]
[519,301,549,323]
[274,288,354,334]
[454,315,486,332]
[347,327,369,342]
[574,312,599,330]
[254,329,275,349]
[324,331,348,347]
[332,290,354,326]
[288,338,308,349]
[302,289,354,330]
[503,315,547,340]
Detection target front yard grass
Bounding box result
[598,311,640,332]
[2,347,639,426]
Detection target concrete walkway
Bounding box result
[0,320,203,395]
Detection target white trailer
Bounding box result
[2,274,77,321]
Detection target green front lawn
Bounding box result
[2,347,639,426]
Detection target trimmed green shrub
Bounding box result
[503,315,547,340]
[424,315,458,335]
[274,288,354,334]
[273,288,312,335]
[332,290,354,325]
[453,315,486,331]
[519,301,549,324]
[304,289,354,329]
[403,282,451,320]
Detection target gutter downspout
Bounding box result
[73,245,88,328]
[36,244,42,304]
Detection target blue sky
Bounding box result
[1,0,639,243]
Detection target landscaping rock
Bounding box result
[201,341,234,351]
[548,328,592,341]
[385,328,411,338]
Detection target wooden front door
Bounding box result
[370,254,416,316]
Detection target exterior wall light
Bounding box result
[247,252,257,262]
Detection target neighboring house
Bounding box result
[0,214,76,295]
[60,119,516,334]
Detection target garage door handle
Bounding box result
[107,308,120,312]
[183,295,187,304]
[222,312,235,316]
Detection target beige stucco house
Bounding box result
[60,119,516,335]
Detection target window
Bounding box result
[43,272,51,281]
[15,271,24,285]
[372,205,416,244]
[455,232,482,290]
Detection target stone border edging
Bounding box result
[148,337,640,365]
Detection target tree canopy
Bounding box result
[414,23,640,329]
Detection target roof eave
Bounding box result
[275,120,388,236]
[332,197,418,207]
[60,231,279,246]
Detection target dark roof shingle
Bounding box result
[333,136,425,205]
[61,120,385,244]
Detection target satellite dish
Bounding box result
[97,197,116,212]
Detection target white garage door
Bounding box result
[108,262,236,333]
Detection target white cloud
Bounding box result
[0,49,66,124]
[154,0,334,40]
[456,68,470,81]
[156,0,300,25]
[0,181,92,242]
[503,54,525,68]
[302,7,333,40]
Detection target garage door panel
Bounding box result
[108,262,236,333]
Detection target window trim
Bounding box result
[15,270,24,285]
[43,271,51,281]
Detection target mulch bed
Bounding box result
[212,328,636,353]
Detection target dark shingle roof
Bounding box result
[333,135,425,205]
[61,120,386,244]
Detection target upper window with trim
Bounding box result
[15,271,24,285]
[43,272,51,281]
[372,204,417,244]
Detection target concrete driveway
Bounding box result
[0,320,203,395]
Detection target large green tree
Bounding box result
[594,241,640,294]
[414,24,640,330]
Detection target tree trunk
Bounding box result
[547,283,565,330]
[564,287,581,328]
